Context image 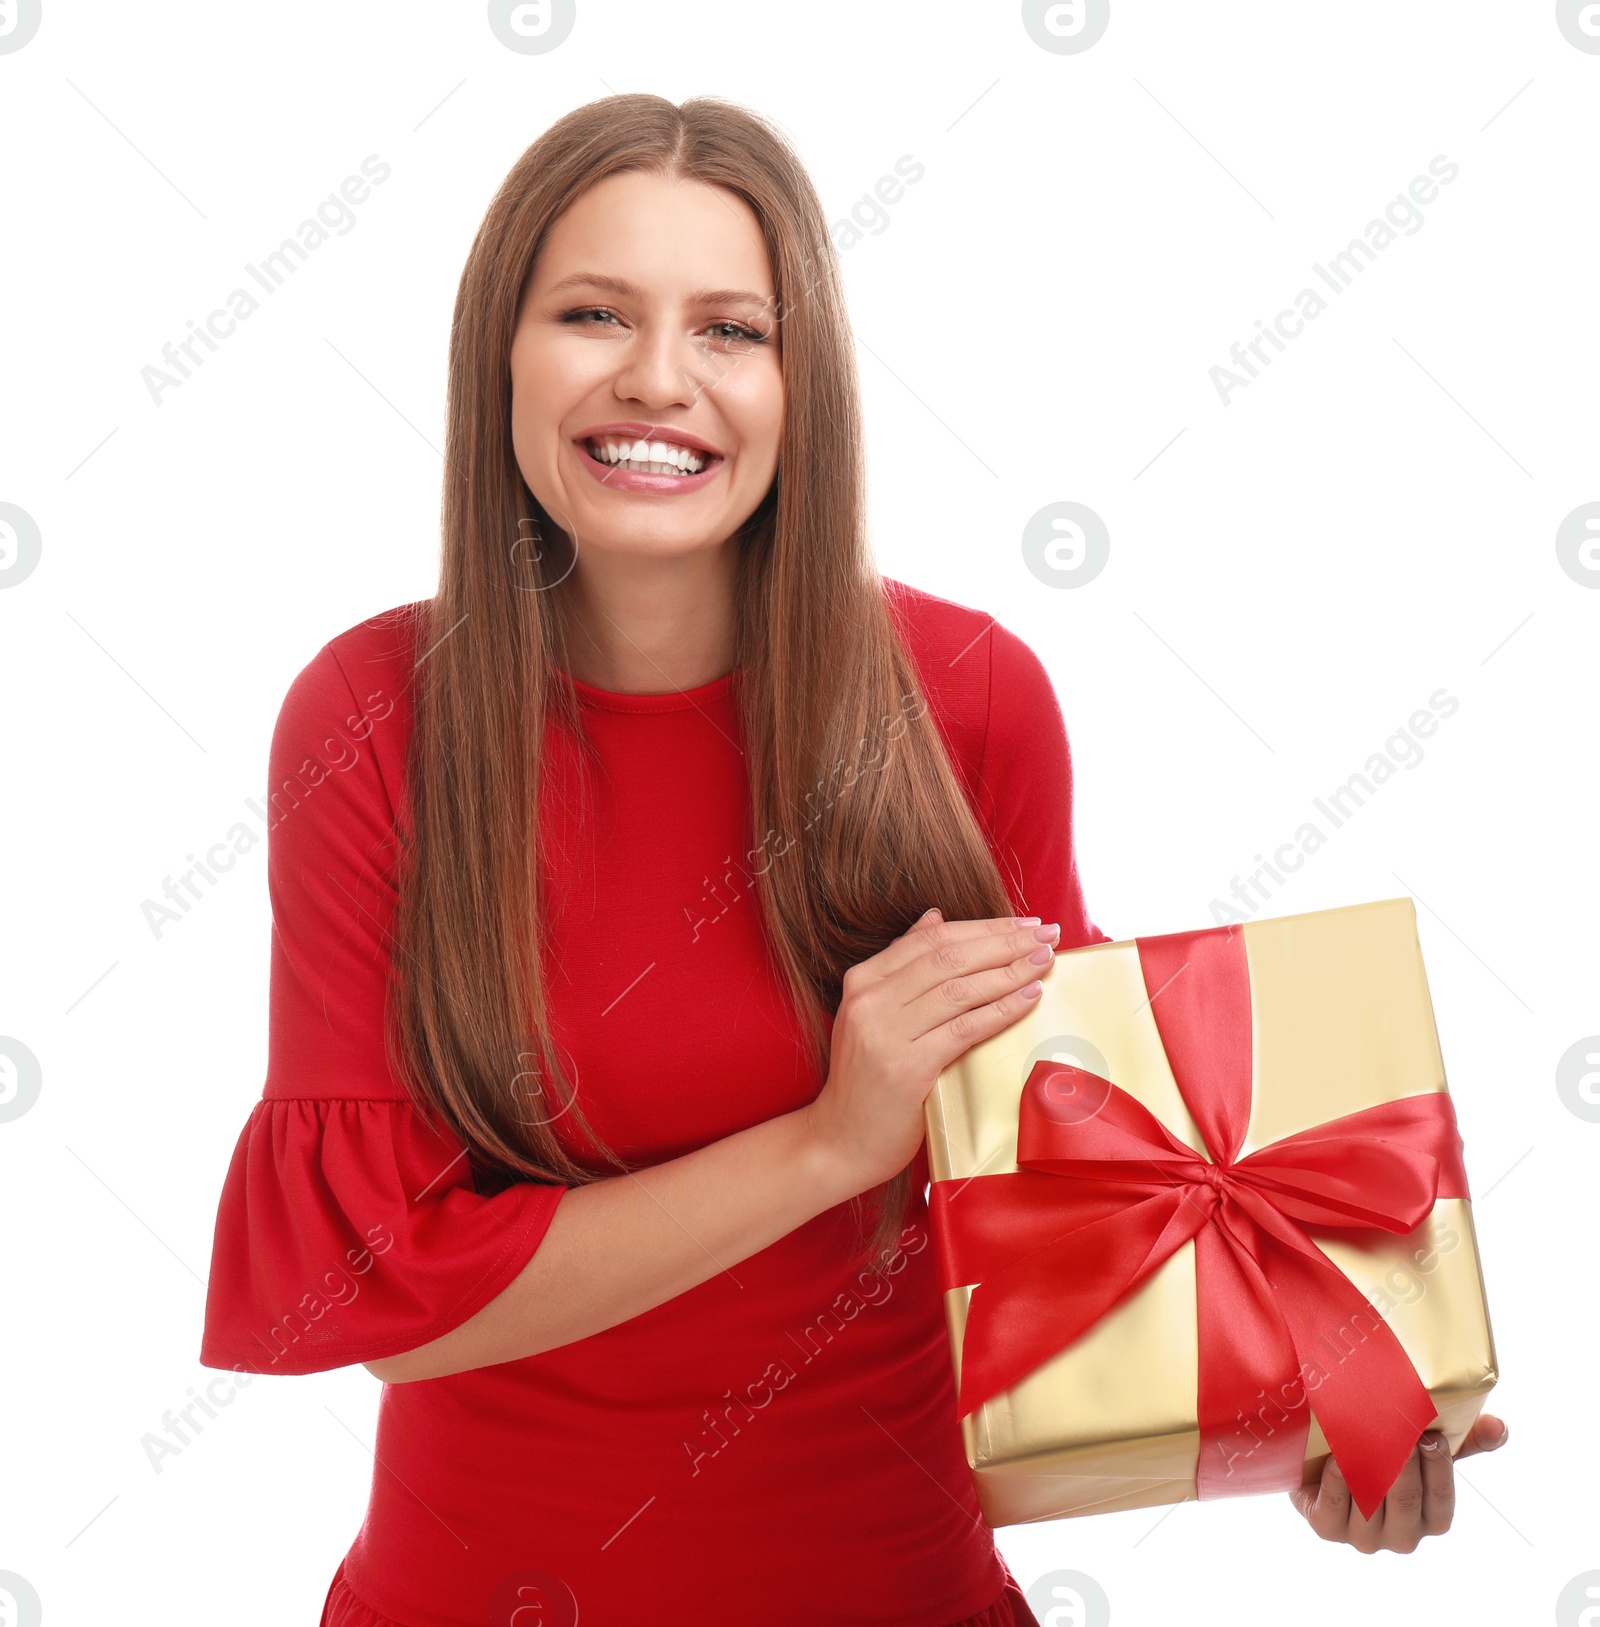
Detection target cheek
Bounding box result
[507,391,552,483]
[510,336,590,438]
[720,364,784,473]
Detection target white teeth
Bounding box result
[586,436,708,475]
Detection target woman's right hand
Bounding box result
[801,908,1061,1196]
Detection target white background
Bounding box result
[1,2,1592,1623]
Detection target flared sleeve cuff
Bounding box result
[199,1097,567,1376]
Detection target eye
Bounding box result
[706,320,769,345]
[556,307,769,346]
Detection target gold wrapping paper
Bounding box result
[922,896,1499,1526]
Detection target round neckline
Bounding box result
[556,665,739,714]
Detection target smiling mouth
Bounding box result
[580,435,718,478]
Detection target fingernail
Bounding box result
[1033,923,1061,942]
[1422,1435,1445,1453]
[1017,915,1042,926]
[1492,1420,1509,1446]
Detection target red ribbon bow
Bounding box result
[928,923,1471,1520]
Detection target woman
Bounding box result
[199,92,1079,1625]
[197,91,1495,1627]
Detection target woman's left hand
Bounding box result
[1287,1413,1509,1552]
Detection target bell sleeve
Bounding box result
[198,640,568,1377]
[974,617,1112,952]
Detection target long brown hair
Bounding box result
[385,93,1018,1275]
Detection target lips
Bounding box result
[571,430,726,496]
[574,421,725,459]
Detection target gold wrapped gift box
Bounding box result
[922,897,1499,1527]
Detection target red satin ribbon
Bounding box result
[928,922,1471,1520]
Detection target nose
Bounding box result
[611,323,704,414]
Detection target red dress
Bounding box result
[199,575,1107,1627]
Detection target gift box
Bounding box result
[923,896,1499,1526]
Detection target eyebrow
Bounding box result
[545,272,772,311]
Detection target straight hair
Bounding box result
[386,93,1018,1276]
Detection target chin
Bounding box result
[586,510,725,547]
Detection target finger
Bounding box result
[1417,1431,1456,1536]
[1375,1445,1426,1553]
[1341,1491,1385,1556]
[900,927,1058,1037]
[1300,1452,1361,1548]
[1454,1413,1508,1460]
[906,905,1019,931]
[912,975,1047,1069]
[871,916,1056,1003]
[905,906,944,935]
[872,913,1046,979]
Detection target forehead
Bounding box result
[530,171,776,300]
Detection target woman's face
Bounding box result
[509,169,784,566]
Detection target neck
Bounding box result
[553,544,737,694]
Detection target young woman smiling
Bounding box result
[199,92,1504,1627]
[201,94,1082,1625]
